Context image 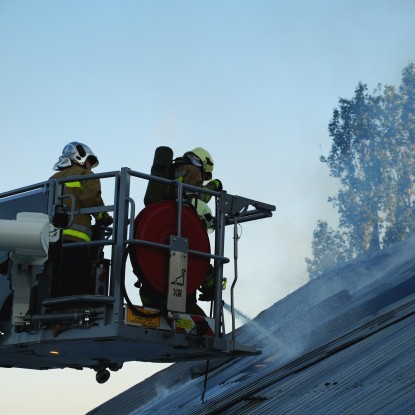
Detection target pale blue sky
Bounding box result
[1,1,415,413]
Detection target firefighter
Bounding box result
[174,148,223,313]
[139,147,222,315]
[50,142,113,296]
[172,147,222,203]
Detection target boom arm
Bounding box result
[0,212,58,325]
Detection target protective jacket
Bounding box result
[173,157,218,203]
[50,164,110,242]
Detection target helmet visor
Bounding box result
[186,153,203,168]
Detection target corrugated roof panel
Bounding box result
[124,311,415,414]
[90,236,415,415]
[112,309,415,415]
[232,314,415,415]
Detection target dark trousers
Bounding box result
[51,241,94,297]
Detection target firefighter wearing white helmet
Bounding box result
[53,142,99,170]
[50,141,112,296]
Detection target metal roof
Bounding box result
[89,235,415,415]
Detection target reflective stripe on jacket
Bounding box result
[51,165,108,242]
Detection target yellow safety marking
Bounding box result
[63,229,91,241]
[126,306,161,328]
[65,181,82,188]
[177,318,194,331]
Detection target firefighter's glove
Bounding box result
[95,215,113,227]
[198,285,215,302]
[207,179,223,192]
[198,267,216,301]
[199,276,227,301]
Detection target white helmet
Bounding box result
[53,142,99,170]
[185,147,214,180]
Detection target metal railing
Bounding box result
[0,167,275,340]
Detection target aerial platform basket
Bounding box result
[0,167,275,383]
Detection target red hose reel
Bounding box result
[130,201,211,296]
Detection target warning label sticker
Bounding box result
[126,306,161,328]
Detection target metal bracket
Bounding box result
[218,193,276,222]
[167,236,189,313]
